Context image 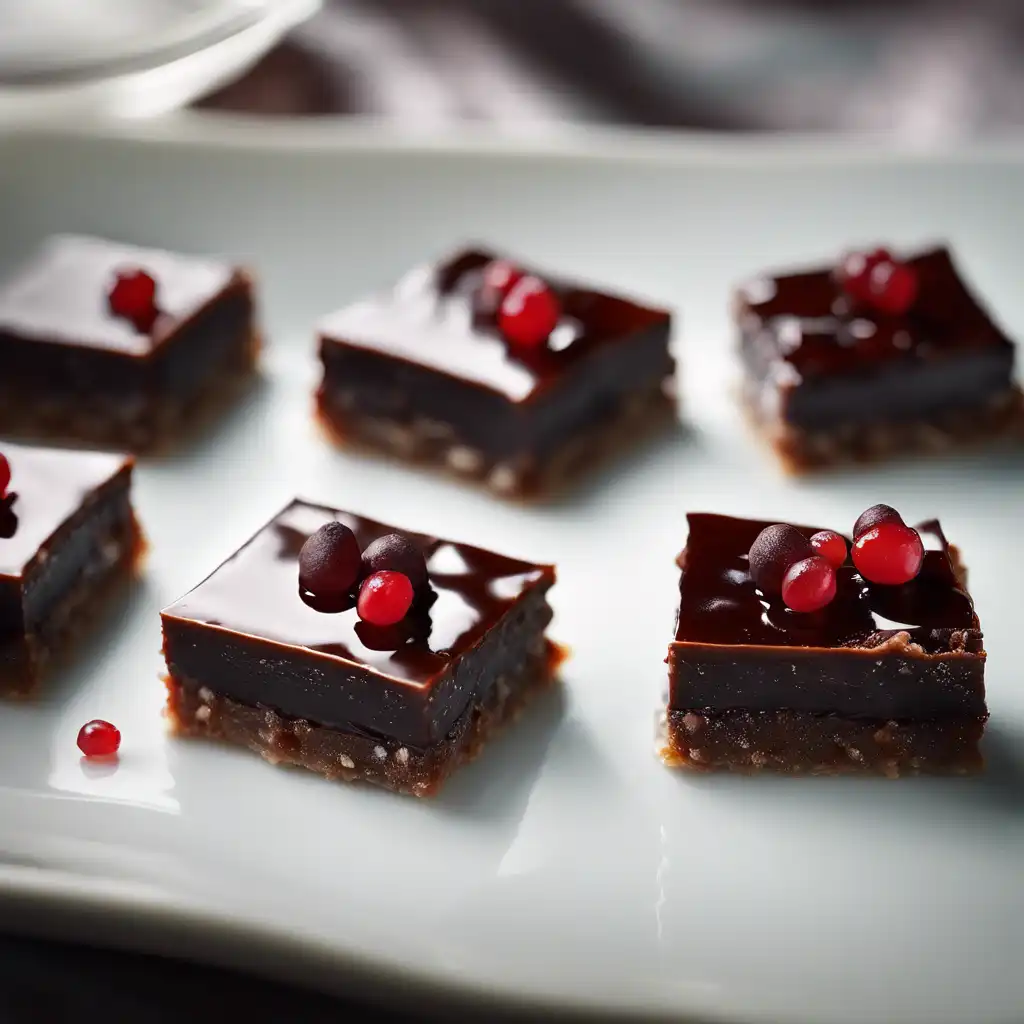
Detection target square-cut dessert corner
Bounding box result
[0,442,141,695]
[736,245,1020,471]
[0,234,258,450]
[316,247,675,498]
[662,512,987,776]
[161,499,560,796]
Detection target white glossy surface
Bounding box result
[0,0,318,122]
[0,128,1022,1024]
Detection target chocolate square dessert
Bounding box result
[316,248,675,498]
[161,499,560,796]
[0,235,259,451]
[662,511,987,776]
[737,245,1021,471]
[0,442,141,696]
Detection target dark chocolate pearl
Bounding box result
[748,524,814,594]
[360,532,429,592]
[298,522,361,597]
[0,497,18,540]
[853,504,904,540]
[435,252,484,294]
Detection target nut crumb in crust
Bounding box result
[739,380,1023,475]
[316,375,677,502]
[163,640,564,797]
[659,708,986,777]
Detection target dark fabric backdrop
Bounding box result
[200,0,1024,137]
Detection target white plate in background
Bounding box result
[0,126,1021,1024]
[0,0,318,122]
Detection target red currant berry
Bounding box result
[361,533,428,592]
[810,529,847,568]
[108,269,158,329]
[482,259,524,299]
[498,276,560,349]
[853,522,925,585]
[0,453,10,498]
[781,555,837,613]
[748,524,815,594]
[357,571,414,626]
[299,522,361,598]
[836,247,892,305]
[853,503,903,540]
[868,259,919,315]
[77,719,121,758]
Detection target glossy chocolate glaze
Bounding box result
[0,443,132,580]
[676,513,975,651]
[737,247,1016,430]
[739,248,1011,379]
[0,235,238,358]
[318,248,671,404]
[165,499,551,682]
[669,513,986,719]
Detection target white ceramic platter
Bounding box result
[0,123,1022,1024]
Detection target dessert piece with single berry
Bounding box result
[0,235,260,451]
[161,500,561,797]
[315,247,675,499]
[662,512,988,777]
[735,244,1021,472]
[0,443,142,696]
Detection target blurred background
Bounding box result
[5,0,1024,136]
[198,0,1024,139]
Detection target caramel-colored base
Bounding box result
[0,329,260,454]
[165,641,563,797]
[659,708,986,778]
[316,376,678,501]
[1,510,144,697]
[743,383,1023,474]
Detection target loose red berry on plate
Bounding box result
[869,259,919,315]
[108,268,158,328]
[299,522,362,597]
[748,524,815,594]
[482,259,524,299]
[836,247,892,305]
[498,275,560,349]
[0,453,10,498]
[358,571,414,626]
[809,529,847,568]
[852,503,904,540]
[360,533,428,592]
[77,719,121,758]
[781,555,837,613]
[853,522,925,585]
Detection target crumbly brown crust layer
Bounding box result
[1,508,144,697]
[0,328,260,454]
[165,641,562,797]
[316,376,677,500]
[660,708,986,778]
[742,382,1023,474]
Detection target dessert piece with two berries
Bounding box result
[0,235,259,451]
[161,500,560,796]
[662,506,987,777]
[0,443,142,696]
[315,248,675,499]
[737,245,1021,471]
